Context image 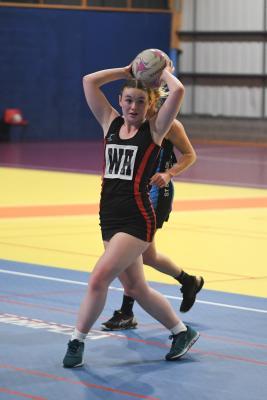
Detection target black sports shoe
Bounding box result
[180,276,204,313]
[102,310,138,331]
[165,325,200,361]
[63,339,84,368]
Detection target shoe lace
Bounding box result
[169,331,187,346]
[168,334,180,344]
[68,340,81,353]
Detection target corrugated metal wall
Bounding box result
[182,42,263,73]
[195,0,264,31]
[179,0,267,118]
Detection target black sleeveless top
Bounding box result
[150,138,177,228]
[155,138,176,173]
[100,116,160,242]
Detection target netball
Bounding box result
[131,48,167,88]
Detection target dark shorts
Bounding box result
[100,193,157,243]
[150,181,174,229]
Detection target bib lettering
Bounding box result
[104,144,138,180]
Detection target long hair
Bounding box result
[150,85,169,112]
[120,79,153,101]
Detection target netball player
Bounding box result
[63,63,200,368]
[102,116,204,331]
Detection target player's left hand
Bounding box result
[150,172,171,188]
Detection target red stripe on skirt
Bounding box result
[134,143,157,242]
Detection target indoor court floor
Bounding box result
[0,140,266,399]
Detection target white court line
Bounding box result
[0,268,266,314]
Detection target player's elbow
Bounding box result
[192,148,197,162]
[83,74,92,85]
[82,75,96,95]
[176,82,185,99]
[173,83,185,110]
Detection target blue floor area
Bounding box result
[0,259,267,400]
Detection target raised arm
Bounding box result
[83,66,132,135]
[149,69,185,145]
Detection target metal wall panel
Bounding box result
[179,42,194,72]
[195,42,263,74]
[179,42,263,74]
[192,86,262,117]
[193,0,264,31]
[180,85,194,114]
[180,85,263,117]
[180,0,266,118]
[180,0,195,30]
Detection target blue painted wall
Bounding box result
[0,7,171,141]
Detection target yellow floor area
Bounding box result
[0,167,266,298]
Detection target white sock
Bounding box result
[170,321,187,336]
[71,328,87,342]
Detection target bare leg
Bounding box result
[76,233,149,333]
[101,238,204,330]
[143,238,183,277]
[118,238,204,316]
[119,258,180,329]
[63,234,199,367]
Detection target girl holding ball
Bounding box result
[63,54,200,368]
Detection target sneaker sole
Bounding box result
[63,360,84,368]
[165,332,200,361]
[101,323,138,331]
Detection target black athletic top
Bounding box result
[100,116,160,242]
[150,138,177,228]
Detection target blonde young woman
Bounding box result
[63,63,200,368]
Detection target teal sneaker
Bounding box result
[165,325,200,361]
[63,339,84,368]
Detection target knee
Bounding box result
[89,270,109,293]
[143,251,156,266]
[124,282,146,300]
